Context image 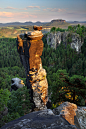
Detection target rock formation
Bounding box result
[47,31,61,49]
[47,31,83,52]
[16,26,48,110]
[1,102,84,129]
[11,77,25,91]
[53,102,86,129]
[53,102,77,125]
[76,106,86,129]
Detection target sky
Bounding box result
[0,0,86,23]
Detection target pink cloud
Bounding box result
[0,12,37,19]
[43,8,52,11]
[43,9,47,11]
[0,12,13,17]
[26,6,40,9]
[51,8,66,12]
[5,6,17,9]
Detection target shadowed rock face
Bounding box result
[16,26,48,110]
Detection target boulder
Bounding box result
[53,102,77,125]
[53,102,86,129]
[11,77,25,91]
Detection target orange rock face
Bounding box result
[28,39,43,71]
[17,26,48,110]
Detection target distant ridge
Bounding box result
[66,21,86,24]
[0,19,86,27]
[44,19,69,27]
[0,21,48,27]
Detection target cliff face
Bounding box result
[47,31,83,52]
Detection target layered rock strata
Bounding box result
[16,26,48,110]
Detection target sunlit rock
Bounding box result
[16,26,48,110]
[53,102,77,125]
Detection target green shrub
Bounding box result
[8,86,32,116]
[0,89,11,112]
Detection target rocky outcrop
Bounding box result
[1,109,78,129]
[29,68,48,110]
[16,26,48,110]
[53,102,86,129]
[2,102,85,129]
[11,77,25,91]
[70,33,82,52]
[47,31,83,52]
[53,102,77,125]
[1,102,86,129]
[76,107,86,129]
[47,31,61,49]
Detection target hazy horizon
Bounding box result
[0,19,86,24]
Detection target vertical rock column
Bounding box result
[17,26,48,110]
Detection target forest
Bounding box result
[0,24,86,127]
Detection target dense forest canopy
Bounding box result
[0,24,86,127]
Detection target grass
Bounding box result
[16,28,27,31]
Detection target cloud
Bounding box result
[5,6,17,10]
[50,8,66,12]
[0,12,37,19]
[0,12,13,17]
[25,6,40,10]
[43,9,47,11]
[43,8,52,11]
[0,8,2,9]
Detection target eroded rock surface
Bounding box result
[1,109,78,129]
[16,26,48,110]
[2,102,86,129]
[11,77,25,91]
[29,68,48,110]
[47,32,83,52]
[53,102,77,125]
[53,102,86,129]
[76,107,86,129]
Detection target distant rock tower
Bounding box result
[16,26,48,110]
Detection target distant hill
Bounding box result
[0,19,86,28]
[0,21,48,27]
[67,21,86,24]
[43,19,70,27]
